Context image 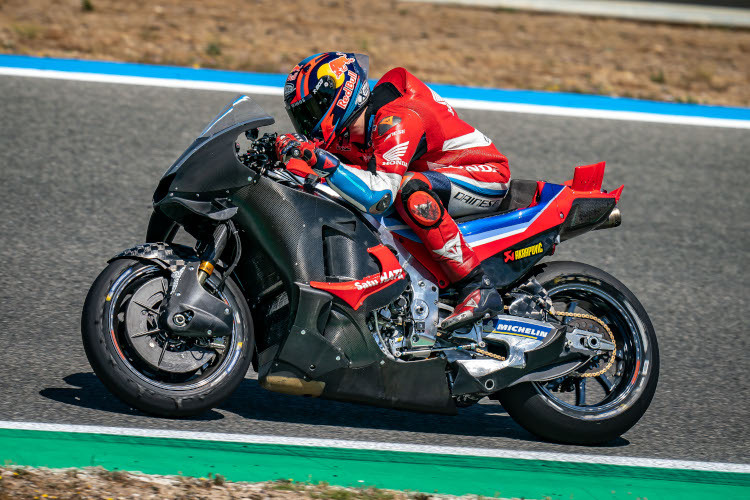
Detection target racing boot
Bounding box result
[441,271,503,332]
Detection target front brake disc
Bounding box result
[125,277,215,373]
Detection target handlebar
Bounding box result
[237,132,321,189]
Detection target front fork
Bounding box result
[197,224,230,285]
[158,222,238,339]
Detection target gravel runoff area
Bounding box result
[0,467,493,500]
[1,0,749,106]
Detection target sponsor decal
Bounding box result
[453,192,500,209]
[433,233,463,263]
[316,55,354,88]
[310,245,405,310]
[289,97,307,109]
[356,80,370,106]
[386,129,406,141]
[381,141,410,167]
[332,135,352,152]
[336,70,359,110]
[493,319,552,340]
[465,164,495,173]
[377,115,402,136]
[354,269,404,290]
[287,65,300,82]
[429,87,455,116]
[283,82,295,98]
[504,242,545,263]
[170,267,185,293]
[328,55,353,79]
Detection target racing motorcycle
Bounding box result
[82,95,659,444]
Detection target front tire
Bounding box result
[497,261,659,445]
[81,258,254,417]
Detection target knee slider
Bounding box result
[400,177,445,229]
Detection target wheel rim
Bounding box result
[532,282,651,420]
[105,264,244,391]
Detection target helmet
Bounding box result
[284,52,370,147]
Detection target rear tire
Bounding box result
[81,258,254,417]
[497,261,659,444]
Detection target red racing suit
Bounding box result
[323,68,511,283]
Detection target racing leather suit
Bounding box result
[319,68,511,284]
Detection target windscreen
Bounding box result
[198,95,271,138]
[161,95,274,179]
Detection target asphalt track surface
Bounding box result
[0,76,747,465]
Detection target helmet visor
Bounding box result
[286,78,336,139]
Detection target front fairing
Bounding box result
[154,95,275,201]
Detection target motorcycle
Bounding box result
[82,95,659,444]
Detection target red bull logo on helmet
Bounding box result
[317,54,354,87]
[336,70,359,110]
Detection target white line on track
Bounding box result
[0,67,283,97]
[2,67,750,130]
[450,97,750,130]
[2,421,748,474]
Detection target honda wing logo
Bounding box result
[381,141,410,167]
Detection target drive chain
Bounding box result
[552,309,617,378]
[475,347,506,361]
[435,331,507,361]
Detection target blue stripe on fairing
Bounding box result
[446,176,508,197]
[2,55,750,121]
[460,183,564,244]
[383,183,565,243]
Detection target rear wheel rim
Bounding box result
[105,264,243,391]
[532,282,650,420]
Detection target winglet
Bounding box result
[609,184,624,203]
[572,161,606,191]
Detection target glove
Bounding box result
[275,133,316,165]
[275,134,342,179]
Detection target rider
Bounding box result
[276,52,510,331]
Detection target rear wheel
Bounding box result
[81,258,253,417]
[497,261,659,444]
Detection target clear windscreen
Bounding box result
[198,95,271,138]
[161,95,273,178]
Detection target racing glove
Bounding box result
[274,133,342,178]
[275,133,316,164]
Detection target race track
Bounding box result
[0,75,747,465]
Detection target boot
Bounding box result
[441,271,502,332]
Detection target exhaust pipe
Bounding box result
[595,208,621,230]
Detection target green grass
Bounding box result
[205,42,222,56]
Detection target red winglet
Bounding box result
[609,184,624,203]
[572,161,606,192]
[310,245,405,309]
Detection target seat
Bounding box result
[455,179,539,223]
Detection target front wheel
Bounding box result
[497,261,659,444]
[81,258,254,417]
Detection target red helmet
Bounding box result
[284,52,370,147]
